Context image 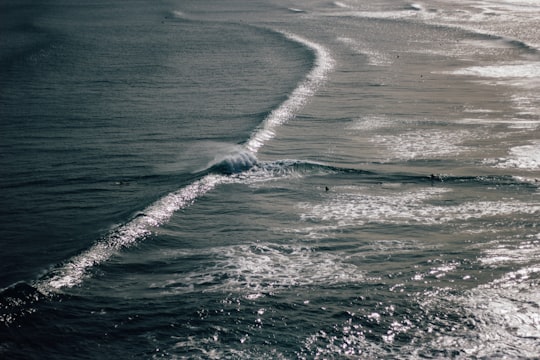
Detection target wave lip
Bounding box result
[451,62,540,80]
[245,31,334,153]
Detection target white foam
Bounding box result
[512,93,540,116]
[477,0,540,12]
[490,141,540,170]
[171,10,186,19]
[37,174,227,292]
[151,243,364,296]
[302,259,540,358]
[463,107,499,114]
[287,8,305,13]
[206,146,258,174]
[333,1,352,9]
[373,129,474,160]
[457,118,540,128]
[347,115,397,130]
[429,265,540,358]
[245,32,334,153]
[409,3,424,11]
[299,186,540,232]
[451,62,540,80]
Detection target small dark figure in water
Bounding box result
[325,186,329,192]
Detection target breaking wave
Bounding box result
[21,30,333,295]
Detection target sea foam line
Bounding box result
[37,175,226,293]
[245,31,334,153]
[35,31,333,293]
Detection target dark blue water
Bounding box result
[2,0,540,358]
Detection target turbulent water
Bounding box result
[1,0,540,358]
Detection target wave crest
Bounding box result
[208,147,258,174]
[245,31,334,153]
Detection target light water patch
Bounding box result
[428,266,540,358]
[511,93,540,116]
[408,3,424,12]
[347,115,398,131]
[345,9,422,20]
[333,1,352,9]
[287,7,305,13]
[36,174,227,293]
[450,62,540,83]
[463,106,499,114]
[166,338,287,360]
[475,0,540,13]
[373,129,474,160]
[246,32,334,153]
[478,234,540,267]
[171,10,187,19]
[326,1,433,21]
[489,141,540,170]
[151,243,364,296]
[299,187,447,227]
[457,117,540,129]
[299,186,540,231]
[280,224,341,240]
[337,37,393,66]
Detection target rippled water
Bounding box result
[1,0,539,358]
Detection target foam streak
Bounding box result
[37,175,225,292]
[245,32,334,153]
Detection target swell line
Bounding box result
[245,31,334,153]
[33,31,333,294]
[36,175,226,293]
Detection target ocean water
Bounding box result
[1,0,539,358]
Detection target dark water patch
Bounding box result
[0,0,57,72]
[0,282,46,329]
[0,0,314,290]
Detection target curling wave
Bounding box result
[207,147,258,174]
